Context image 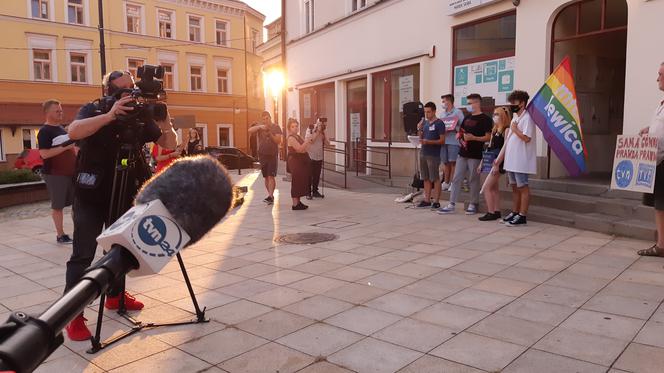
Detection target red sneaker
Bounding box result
[105,292,144,311]
[65,315,91,341]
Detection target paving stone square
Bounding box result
[1,175,661,372]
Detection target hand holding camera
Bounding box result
[106,96,135,121]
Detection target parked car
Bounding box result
[14,149,44,176]
[203,146,259,171]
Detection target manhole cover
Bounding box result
[275,232,338,244]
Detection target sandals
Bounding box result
[638,245,664,257]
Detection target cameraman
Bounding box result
[305,118,330,199]
[63,70,177,341]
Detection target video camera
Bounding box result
[98,65,167,122]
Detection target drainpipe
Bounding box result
[280,0,287,159]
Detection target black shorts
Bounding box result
[259,155,278,178]
[644,162,664,211]
[43,174,74,210]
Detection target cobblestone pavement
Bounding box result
[0,172,662,373]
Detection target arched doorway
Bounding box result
[549,0,627,179]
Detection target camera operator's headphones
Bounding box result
[103,70,133,96]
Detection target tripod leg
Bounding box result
[176,253,206,321]
[88,293,106,353]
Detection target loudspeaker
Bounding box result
[402,101,424,135]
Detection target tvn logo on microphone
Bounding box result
[97,199,190,277]
[134,215,184,257]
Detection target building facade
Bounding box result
[284,0,664,179]
[0,0,265,170]
[257,17,283,123]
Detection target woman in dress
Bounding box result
[186,128,201,155]
[152,142,182,174]
[286,118,312,210]
[478,106,511,221]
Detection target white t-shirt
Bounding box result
[504,111,537,174]
[648,101,664,163]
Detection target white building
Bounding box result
[284,0,664,179]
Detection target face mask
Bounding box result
[467,105,474,112]
[510,104,521,113]
[441,103,449,111]
[493,115,500,124]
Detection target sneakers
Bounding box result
[311,191,324,198]
[437,203,456,214]
[263,196,274,205]
[416,201,432,208]
[105,292,145,311]
[431,202,441,209]
[478,212,501,221]
[57,234,73,244]
[65,314,91,341]
[441,182,450,191]
[292,202,309,210]
[465,204,478,215]
[508,214,527,226]
[502,211,517,224]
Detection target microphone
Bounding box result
[0,155,233,373]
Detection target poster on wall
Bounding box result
[610,135,658,193]
[303,93,311,119]
[350,113,361,141]
[454,56,515,106]
[399,75,414,112]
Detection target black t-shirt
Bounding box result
[187,139,200,155]
[74,102,162,210]
[255,123,282,157]
[459,114,493,159]
[37,124,77,176]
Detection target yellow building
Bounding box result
[0,0,265,170]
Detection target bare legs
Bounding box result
[483,173,500,213]
[52,209,64,236]
[265,176,276,198]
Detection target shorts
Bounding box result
[259,155,278,177]
[419,155,441,181]
[43,174,74,210]
[644,161,664,211]
[440,144,460,164]
[507,171,530,188]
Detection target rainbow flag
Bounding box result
[527,57,587,177]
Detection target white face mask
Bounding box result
[467,105,474,112]
[441,103,449,111]
[493,115,500,124]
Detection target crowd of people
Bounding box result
[414,90,536,226]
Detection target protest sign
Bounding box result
[610,135,658,193]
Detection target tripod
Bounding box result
[87,142,208,354]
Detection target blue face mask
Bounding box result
[467,105,474,112]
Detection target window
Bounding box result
[33,49,52,81]
[352,0,367,11]
[215,20,228,46]
[217,68,229,93]
[127,58,144,78]
[304,0,314,34]
[190,66,203,91]
[31,0,49,19]
[251,29,259,53]
[157,9,174,38]
[126,4,142,34]
[22,129,34,150]
[372,64,420,143]
[70,53,87,83]
[453,12,516,65]
[189,16,202,42]
[217,125,232,147]
[67,0,84,24]
[162,63,174,90]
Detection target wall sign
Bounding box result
[448,0,502,16]
[454,56,515,106]
[350,113,361,141]
[398,75,414,113]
